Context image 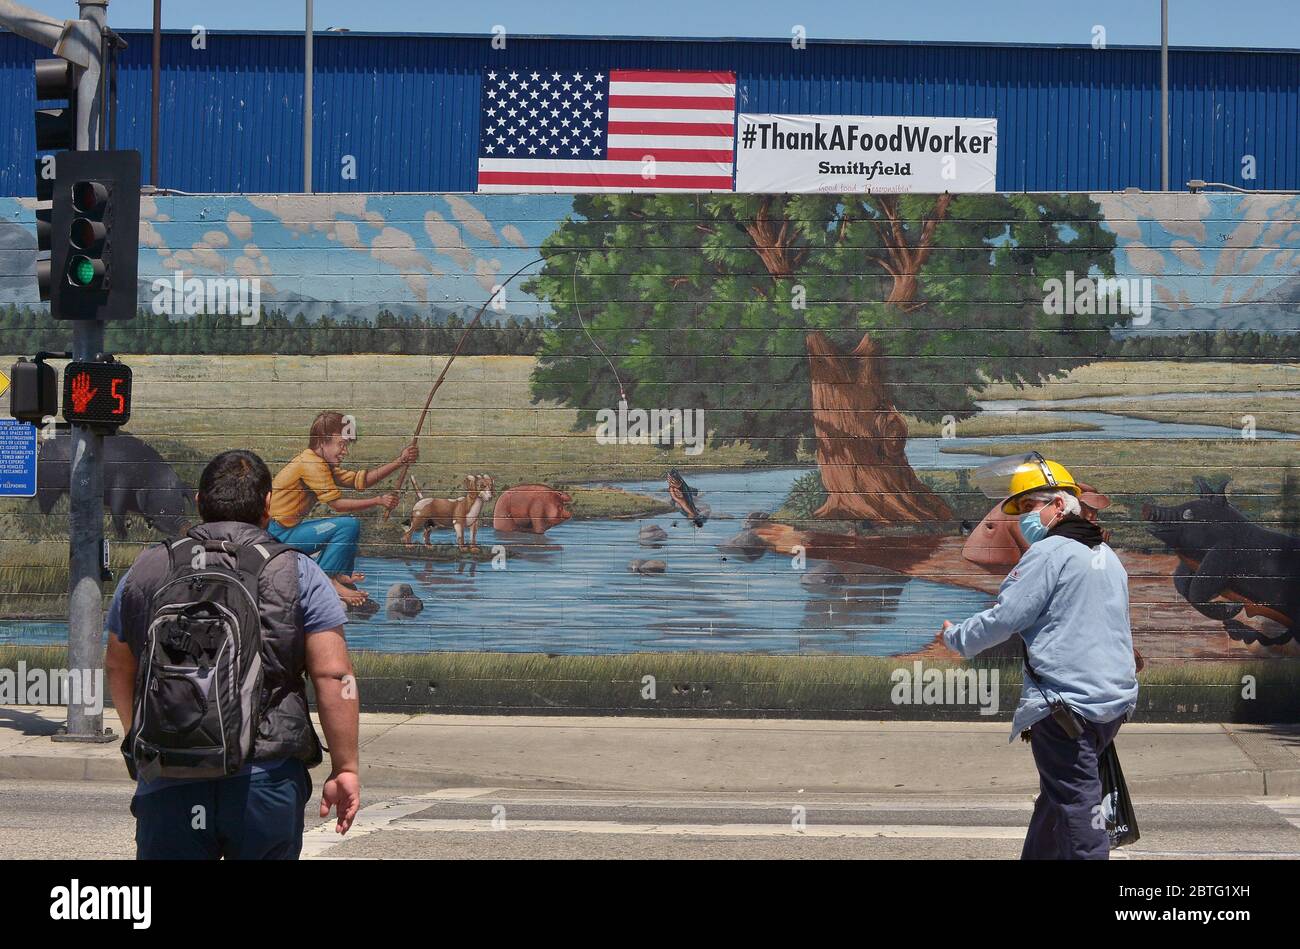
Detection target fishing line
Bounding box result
[387,248,627,517]
[571,251,627,402]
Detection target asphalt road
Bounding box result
[3,780,1300,860]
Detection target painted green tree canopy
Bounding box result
[526,192,1122,520]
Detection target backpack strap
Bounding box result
[235,541,296,584]
[166,533,240,573]
[165,536,201,573]
[165,533,294,582]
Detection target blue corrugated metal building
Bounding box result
[1,30,1297,195]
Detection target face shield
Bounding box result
[972,451,1080,514]
[971,451,1053,501]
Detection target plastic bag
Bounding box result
[1097,742,1140,848]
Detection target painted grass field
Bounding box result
[1097,395,1300,436]
[975,360,1300,400]
[42,352,1099,484]
[0,351,1109,569]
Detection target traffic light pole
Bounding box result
[0,0,118,741]
[62,0,110,742]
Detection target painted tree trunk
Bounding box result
[806,330,955,524]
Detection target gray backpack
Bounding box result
[122,534,292,781]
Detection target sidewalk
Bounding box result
[3,706,1300,796]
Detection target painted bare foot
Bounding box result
[335,571,366,585]
[331,577,369,607]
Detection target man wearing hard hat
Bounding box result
[941,452,1139,860]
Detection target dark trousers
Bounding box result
[131,759,312,860]
[1022,712,1124,860]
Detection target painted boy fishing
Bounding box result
[269,411,418,606]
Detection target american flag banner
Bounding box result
[476,69,737,193]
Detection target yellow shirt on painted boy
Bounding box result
[270,449,369,527]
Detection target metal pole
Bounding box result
[1160,0,1169,191]
[304,0,313,193]
[151,0,159,184]
[62,0,110,742]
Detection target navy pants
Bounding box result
[1022,712,1124,860]
[131,759,312,860]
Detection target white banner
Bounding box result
[735,114,997,194]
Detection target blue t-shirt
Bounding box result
[107,551,347,794]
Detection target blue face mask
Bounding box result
[1019,507,1057,545]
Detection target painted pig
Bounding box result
[961,504,1028,567]
[491,484,573,534]
[962,482,1112,567]
[1142,477,1299,643]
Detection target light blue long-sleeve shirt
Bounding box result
[943,535,1139,742]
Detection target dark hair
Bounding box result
[197,450,272,525]
[308,411,353,452]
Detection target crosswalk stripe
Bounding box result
[384,818,1028,839]
[301,789,503,858]
[1253,797,1300,830]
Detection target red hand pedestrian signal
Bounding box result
[69,372,98,414]
[61,361,132,429]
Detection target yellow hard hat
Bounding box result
[1000,456,1080,514]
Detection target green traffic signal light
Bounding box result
[68,255,101,288]
[46,151,141,320]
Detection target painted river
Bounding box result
[3,395,1295,655]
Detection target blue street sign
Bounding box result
[0,419,38,498]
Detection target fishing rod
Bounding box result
[384,247,624,519]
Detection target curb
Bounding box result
[3,752,1296,797]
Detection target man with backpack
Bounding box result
[105,449,361,859]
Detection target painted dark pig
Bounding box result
[1142,477,1299,644]
[36,432,195,538]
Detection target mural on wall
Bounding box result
[0,191,1297,659]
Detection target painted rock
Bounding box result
[718,529,767,562]
[347,596,380,619]
[799,560,848,587]
[385,582,424,619]
[628,559,667,574]
[638,524,669,545]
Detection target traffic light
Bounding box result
[48,150,141,321]
[33,57,77,303]
[61,360,132,429]
[8,356,59,426]
[34,158,55,302]
[34,57,76,151]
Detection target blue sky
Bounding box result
[15,0,1300,48]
